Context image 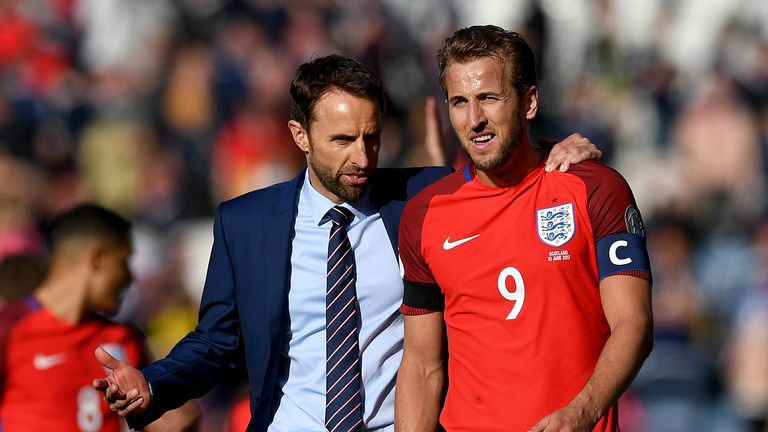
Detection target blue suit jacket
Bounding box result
[130,166,451,431]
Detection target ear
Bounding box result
[288,120,310,154]
[524,86,539,120]
[85,244,106,272]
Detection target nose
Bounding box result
[468,100,487,131]
[350,139,373,170]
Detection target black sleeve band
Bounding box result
[403,280,445,312]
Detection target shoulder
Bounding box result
[368,166,452,210]
[373,166,453,195]
[405,168,467,211]
[86,313,144,337]
[561,161,644,239]
[0,298,36,336]
[561,161,632,195]
[0,298,39,364]
[219,175,302,214]
[212,174,303,233]
[398,169,467,234]
[375,166,452,181]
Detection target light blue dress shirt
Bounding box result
[268,172,403,431]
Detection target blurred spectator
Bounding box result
[630,215,752,432]
[210,36,302,201]
[673,73,764,228]
[0,155,46,261]
[630,215,735,432]
[0,253,47,310]
[725,217,768,432]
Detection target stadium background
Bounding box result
[0,0,767,431]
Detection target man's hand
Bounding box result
[527,404,597,432]
[543,133,603,172]
[92,347,152,417]
[424,96,450,166]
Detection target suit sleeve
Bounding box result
[128,205,242,429]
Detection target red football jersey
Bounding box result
[399,161,650,431]
[0,296,147,432]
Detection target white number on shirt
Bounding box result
[77,386,103,432]
[498,266,525,320]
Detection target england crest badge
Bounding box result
[537,203,575,247]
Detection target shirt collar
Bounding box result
[301,168,374,227]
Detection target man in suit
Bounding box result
[93,54,600,431]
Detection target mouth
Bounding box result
[341,173,369,186]
[468,133,495,149]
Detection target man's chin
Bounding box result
[336,184,367,203]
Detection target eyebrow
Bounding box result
[329,129,381,141]
[329,133,356,141]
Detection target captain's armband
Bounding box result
[596,232,651,281]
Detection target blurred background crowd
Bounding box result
[0,0,767,431]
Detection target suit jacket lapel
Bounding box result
[261,171,303,328]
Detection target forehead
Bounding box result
[445,57,511,95]
[309,90,381,135]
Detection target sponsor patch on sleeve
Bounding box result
[625,205,646,237]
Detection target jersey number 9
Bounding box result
[498,266,525,320]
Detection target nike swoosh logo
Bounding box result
[443,234,480,250]
[33,352,66,370]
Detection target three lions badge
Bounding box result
[537,203,575,247]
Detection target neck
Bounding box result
[35,269,88,325]
[475,138,541,188]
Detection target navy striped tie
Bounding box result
[322,206,363,432]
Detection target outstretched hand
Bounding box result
[93,347,152,417]
[543,133,603,173]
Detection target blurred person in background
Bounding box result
[0,203,197,431]
[0,253,47,311]
[726,216,768,432]
[0,154,46,261]
[673,72,764,228]
[93,53,601,432]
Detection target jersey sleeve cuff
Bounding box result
[603,269,652,284]
[402,280,444,313]
[400,304,441,316]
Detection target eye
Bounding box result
[331,136,355,145]
[364,132,381,145]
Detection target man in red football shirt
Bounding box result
[396,26,653,432]
[0,204,196,432]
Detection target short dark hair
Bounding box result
[437,25,537,95]
[46,204,132,251]
[289,54,385,129]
